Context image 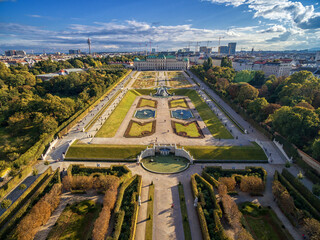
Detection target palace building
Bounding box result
[134,55,189,70]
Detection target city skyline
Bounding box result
[0,0,320,53]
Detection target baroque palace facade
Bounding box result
[134,55,189,70]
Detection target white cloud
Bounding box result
[258,24,286,33]
[27,14,42,18]
[204,0,320,29]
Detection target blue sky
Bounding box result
[0,0,319,52]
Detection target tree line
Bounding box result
[0,57,127,171]
[191,57,320,161]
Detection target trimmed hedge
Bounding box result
[282,169,320,212]
[0,168,60,238]
[68,164,131,182]
[197,205,210,240]
[0,167,52,231]
[202,171,219,188]
[305,169,320,184]
[277,172,320,220]
[107,210,125,240]
[204,166,267,183]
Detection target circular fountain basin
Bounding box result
[171,109,193,120]
[135,109,156,119]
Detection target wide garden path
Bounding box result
[135,180,150,240]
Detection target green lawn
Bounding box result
[145,183,154,240]
[178,183,192,240]
[141,155,189,173]
[169,98,188,108]
[185,142,267,161]
[95,90,141,137]
[47,200,101,240]
[65,144,146,160]
[139,98,157,108]
[175,122,201,138]
[128,121,154,137]
[172,89,233,139]
[240,202,294,240]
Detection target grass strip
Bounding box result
[185,142,267,160]
[172,89,233,139]
[66,144,146,160]
[178,183,192,240]
[145,183,154,240]
[95,90,141,137]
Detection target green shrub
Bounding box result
[32,168,38,176]
[18,184,26,190]
[312,184,320,197]
[1,199,12,209]
[285,161,291,168]
[305,170,320,184]
[44,160,50,166]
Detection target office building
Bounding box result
[69,49,81,55]
[228,43,236,55]
[5,50,16,56]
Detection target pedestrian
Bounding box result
[171,203,174,208]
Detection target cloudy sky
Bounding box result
[0,0,319,53]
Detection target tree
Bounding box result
[219,177,236,191]
[303,218,320,240]
[247,97,268,121]
[249,71,265,87]
[312,138,320,160]
[240,176,264,194]
[233,70,255,83]
[203,57,213,71]
[237,83,259,104]
[1,199,12,209]
[221,57,232,68]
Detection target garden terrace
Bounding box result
[47,200,101,240]
[168,98,189,109]
[185,143,268,162]
[124,120,156,138]
[137,98,158,108]
[172,89,233,139]
[239,202,294,240]
[65,144,146,161]
[171,121,204,138]
[132,72,156,88]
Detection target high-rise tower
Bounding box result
[87,38,91,55]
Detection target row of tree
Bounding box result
[191,59,320,160]
[218,183,254,240]
[15,184,62,240]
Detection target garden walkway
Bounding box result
[135,180,150,240]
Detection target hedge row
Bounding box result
[277,171,320,220]
[202,171,219,188]
[0,168,60,238]
[204,166,267,183]
[68,164,132,182]
[305,169,320,184]
[0,167,53,230]
[191,174,227,240]
[107,210,125,240]
[282,169,320,212]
